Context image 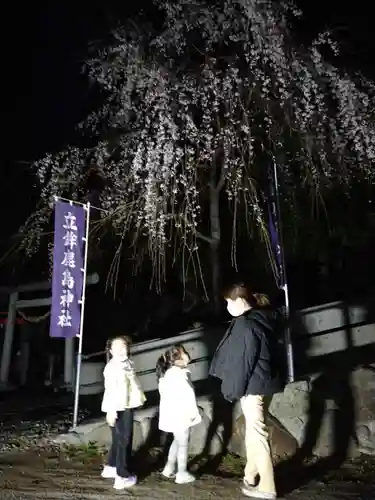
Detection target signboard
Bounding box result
[50,201,86,338]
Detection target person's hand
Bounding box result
[106,411,117,427]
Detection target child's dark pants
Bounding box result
[108,409,134,478]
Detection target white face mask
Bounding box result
[226,298,250,317]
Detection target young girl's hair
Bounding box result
[223,282,270,308]
[105,335,132,362]
[156,344,187,381]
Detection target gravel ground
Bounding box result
[0,391,374,499]
[0,447,374,500]
[0,392,97,453]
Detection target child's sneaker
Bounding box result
[241,488,276,499]
[162,464,176,479]
[175,471,195,484]
[113,475,137,490]
[101,465,117,479]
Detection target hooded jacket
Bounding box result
[209,308,286,402]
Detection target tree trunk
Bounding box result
[209,171,222,316]
[196,161,225,315]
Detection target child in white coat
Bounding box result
[156,344,201,484]
[101,335,146,490]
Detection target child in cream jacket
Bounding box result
[101,336,145,490]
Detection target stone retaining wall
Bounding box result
[55,366,375,460]
[54,393,298,462]
[270,367,375,456]
[55,298,375,459]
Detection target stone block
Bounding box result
[228,412,298,463]
[352,368,375,455]
[136,405,223,456]
[189,407,223,455]
[53,418,144,451]
[269,381,310,446]
[272,368,375,458]
[80,421,111,446]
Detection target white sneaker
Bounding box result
[241,486,276,499]
[175,471,195,484]
[162,464,176,479]
[113,475,137,490]
[101,465,117,479]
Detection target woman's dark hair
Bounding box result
[223,282,270,307]
[105,335,132,362]
[156,344,187,381]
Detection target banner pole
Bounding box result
[72,202,90,430]
[271,158,295,383]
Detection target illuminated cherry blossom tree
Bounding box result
[23,0,375,303]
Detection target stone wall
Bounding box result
[54,394,298,462]
[55,366,375,459]
[56,298,375,458]
[269,368,375,456]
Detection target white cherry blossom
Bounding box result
[21,0,375,285]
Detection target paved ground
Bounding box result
[0,448,374,500]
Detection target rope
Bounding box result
[17,310,51,324]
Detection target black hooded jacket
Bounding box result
[209,308,286,402]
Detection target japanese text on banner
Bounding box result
[50,201,86,338]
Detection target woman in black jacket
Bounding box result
[209,283,285,500]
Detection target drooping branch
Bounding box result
[20,0,375,292]
[196,231,214,245]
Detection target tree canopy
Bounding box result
[22,0,375,291]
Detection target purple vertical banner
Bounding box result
[267,161,284,290]
[268,202,283,286]
[50,201,86,338]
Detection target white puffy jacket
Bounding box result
[158,366,201,432]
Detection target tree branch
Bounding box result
[196,231,214,244]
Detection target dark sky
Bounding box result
[3,2,373,157]
[0,1,373,249]
[296,2,372,73]
[2,5,111,237]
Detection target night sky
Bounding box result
[0,1,373,280]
